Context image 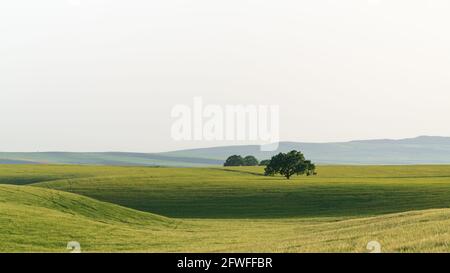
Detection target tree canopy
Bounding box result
[223,155,245,166]
[264,150,316,179]
[243,156,259,166]
[224,155,260,167]
[259,160,271,166]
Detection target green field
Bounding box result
[2,165,450,252]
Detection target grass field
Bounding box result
[2,164,450,252]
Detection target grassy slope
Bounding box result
[31,165,450,219]
[2,165,450,252]
[3,184,450,252]
[0,184,184,252]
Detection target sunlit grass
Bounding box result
[1,165,450,252]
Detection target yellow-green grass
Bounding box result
[3,184,450,252]
[2,165,450,252]
[30,165,450,218]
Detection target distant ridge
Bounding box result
[1,136,450,166]
[0,152,223,167]
[162,136,450,165]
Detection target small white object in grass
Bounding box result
[67,241,82,253]
[367,241,381,253]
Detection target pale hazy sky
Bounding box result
[1,0,450,152]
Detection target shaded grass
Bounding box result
[3,184,450,252]
[28,165,450,219]
[2,165,450,252]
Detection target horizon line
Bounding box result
[1,135,448,154]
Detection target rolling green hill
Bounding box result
[0,184,181,252]
[33,165,450,219]
[2,165,450,252]
[2,183,450,252]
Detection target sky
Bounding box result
[1,0,450,152]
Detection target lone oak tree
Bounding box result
[264,150,316,179]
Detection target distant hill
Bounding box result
[162,136,450,165]
[1,136,450,166]
[0,152,223,167]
